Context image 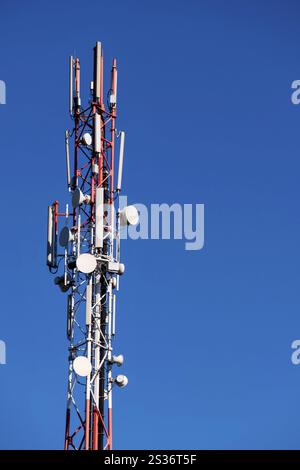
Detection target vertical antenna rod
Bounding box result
[69,56,73,115]
[117,131,125,192]
[65,130,71,189]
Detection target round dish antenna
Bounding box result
[76,253,97,274]
[73,356,92,377]
[81,133,92,146]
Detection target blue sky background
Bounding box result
[1,0,300,449]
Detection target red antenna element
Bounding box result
[47,42,139,450]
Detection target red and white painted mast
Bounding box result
[47,41,139,450]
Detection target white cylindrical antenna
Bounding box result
[93,274,101,430]
[47,205,53,267]
[69,56,73,114]
[116,210,121,291]
[65,130,71,189]
[77,213,81,256]
[114,374,128,388]
[112,294,116,336]
[117,131,125,192]
[94,41,101,101]
[64,246,68,286]
[94,113,101,154]
[95,187,104,248]
[47,204,58,269]
[86,277,92,325]
[114,69,118,103]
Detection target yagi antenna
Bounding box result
[117,131,125,192]
[65,130,71,189]
[69,56,73,115]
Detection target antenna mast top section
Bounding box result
[93,41,102,103]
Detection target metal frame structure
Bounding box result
[47,41,136,450]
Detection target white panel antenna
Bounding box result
[95,187,104,248]
[69,56,73,114]
[94,113,101,154]
[117,131,125,192]
[65,130,71,189]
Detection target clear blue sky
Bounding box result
[1,0,300,450]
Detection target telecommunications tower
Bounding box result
[46,42,139,450]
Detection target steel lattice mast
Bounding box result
[46,42,138,450]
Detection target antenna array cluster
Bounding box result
[47,42,138,450]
